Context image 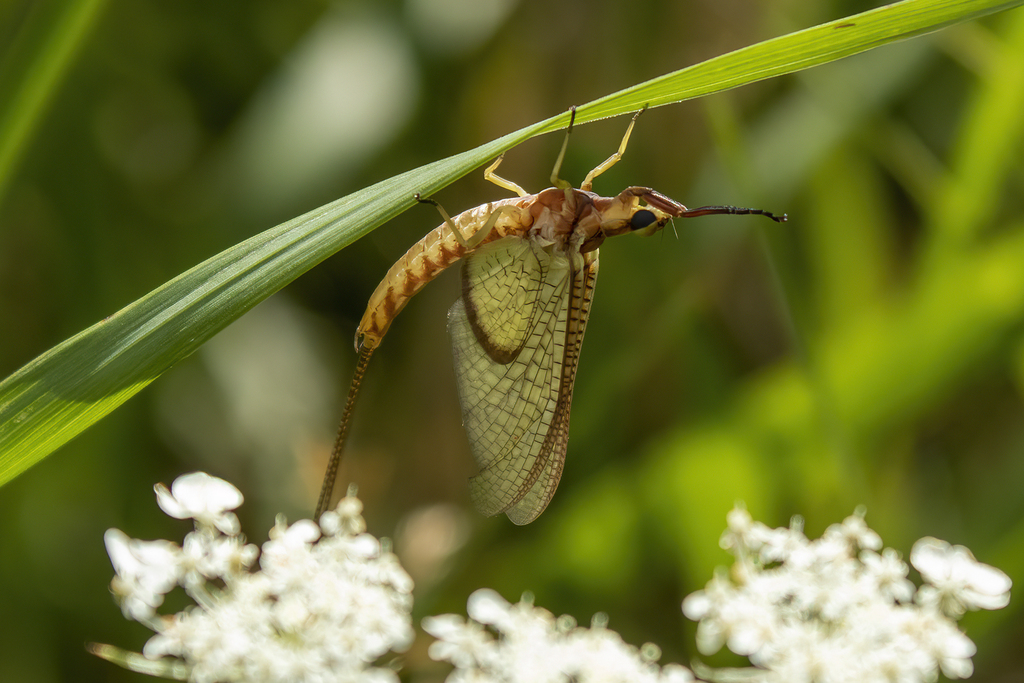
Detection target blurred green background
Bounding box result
[2,0,1023,680]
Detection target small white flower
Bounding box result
[427,589,691,682]
[104,529,183,621]
[824,510,882,552]
[263,517,321,561]
[155,472,243,534]
[756,520,807,565]
[320,494,367,535]
[684,506,1010,683]
[861,547,914,603]
[680,590,711,621]
[911,537,1012,616]
[466,588,514,626]
[722,506,754,545]
[916,608,977,679]
[423,614,493,669]
[178,528,259,590]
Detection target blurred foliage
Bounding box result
[1,1,1024,682]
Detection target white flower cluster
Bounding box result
[100,472,414,683]
[682,507,1012,683]
[96,475,1010,683]
[424,589,694,683]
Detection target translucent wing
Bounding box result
[459,236,546,364]
[448,235,599,524]
[505,250,597,525]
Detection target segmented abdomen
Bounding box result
[356,195,534,350]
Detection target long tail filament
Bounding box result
[315,347,374,519]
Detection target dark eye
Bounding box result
[630,210,657,231]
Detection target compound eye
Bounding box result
[630,209,658,231]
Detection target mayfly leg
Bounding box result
[581,105,647,191]
[414,193,517,251]
[484,155,529,197]
[548,104,647,195]
[550,107,577,192]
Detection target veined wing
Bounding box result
[448,235,599,524]
[504,250,597,525]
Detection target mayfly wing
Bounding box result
[449,235,565,517]
[504,251,598,525]
[458,235,545,362]
[448,234,598,524]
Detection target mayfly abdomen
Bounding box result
[356,197,532,350]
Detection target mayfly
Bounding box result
[315,107,785,524]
